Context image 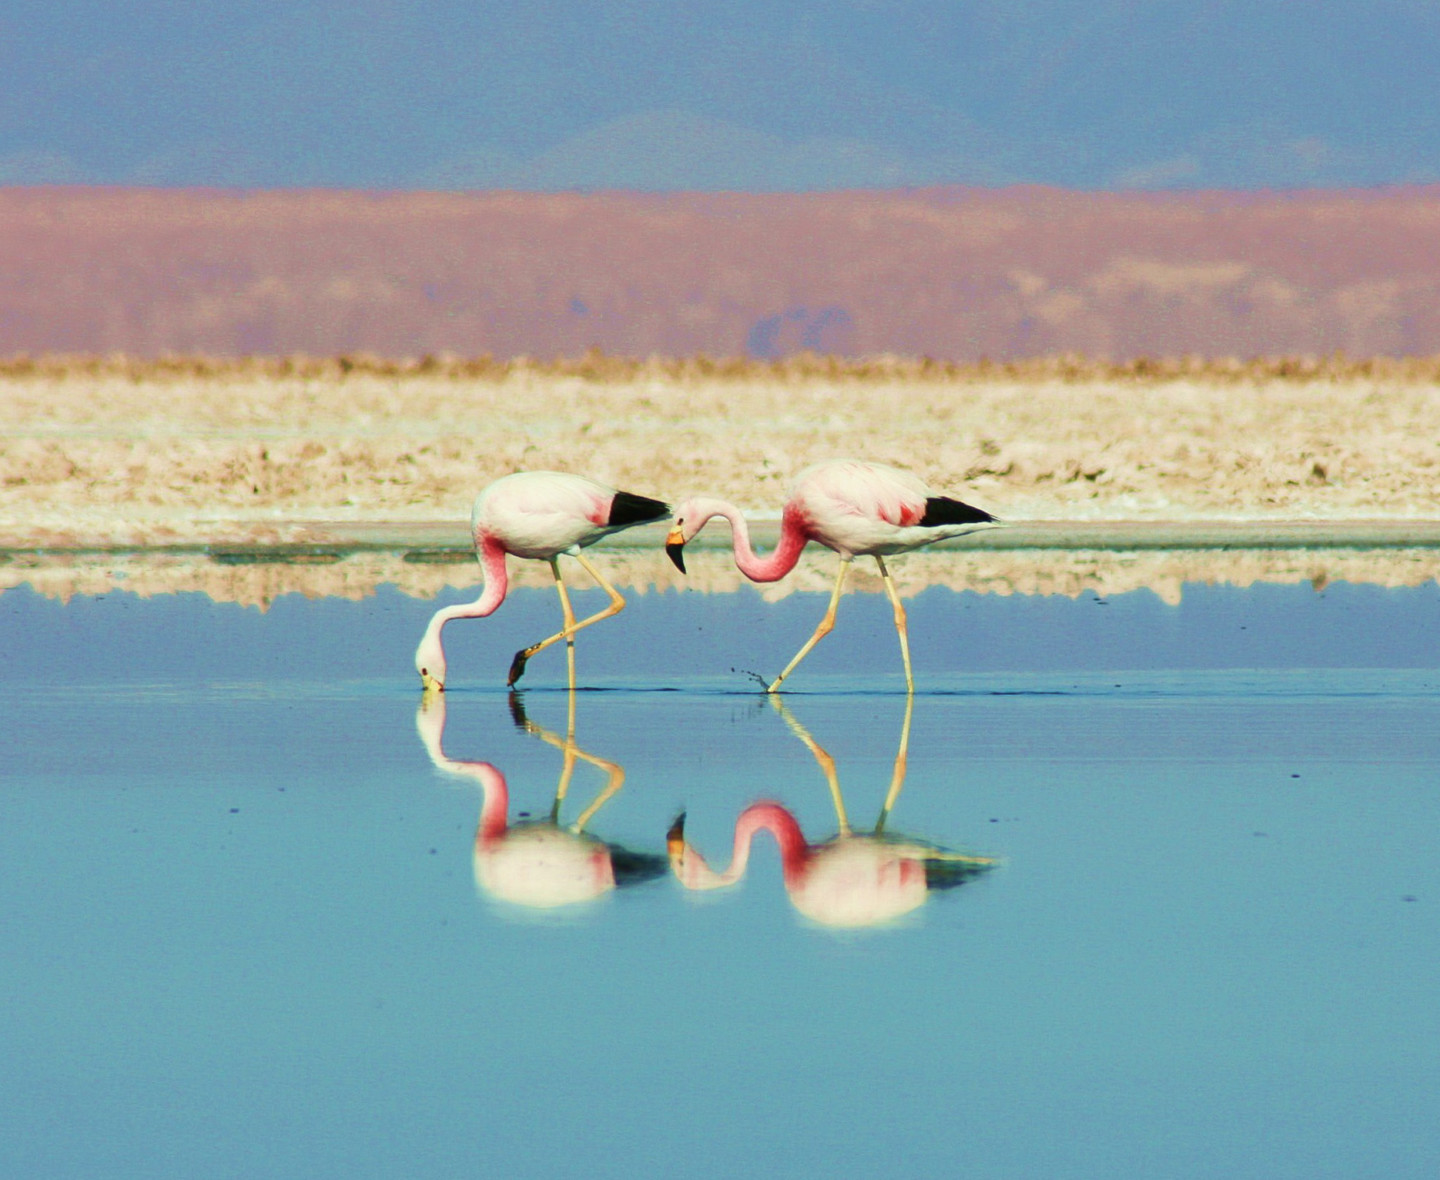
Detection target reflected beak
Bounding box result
[667,812,687,860]
[665,526,687,574]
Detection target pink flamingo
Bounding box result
[665,459,996,692]
[415,470,668,690]
[667,696,997,927]
[415,688,666,909]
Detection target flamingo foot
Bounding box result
[507,649,532,686]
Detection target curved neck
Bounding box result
[732,802,812,884]
[415,695,510,841]
[468,534,510,617]
[472,764,511,844]
[693,498,809,583]
[423,534,508,644]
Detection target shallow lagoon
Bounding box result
[3,579,1439,1178]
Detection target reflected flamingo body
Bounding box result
[468,762,619,908]
[668,803,980,928]
[665,459,995,691]
[415,470,668,690]
[417,690,665,910]
[667,697,997,928]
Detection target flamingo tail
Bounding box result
[608,491,670,527]
[919,497,996,527]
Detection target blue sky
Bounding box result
[3,1,1439,190]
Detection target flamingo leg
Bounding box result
[506,553,627,688]
[770,696,850,835]
[875,555,915,694]
[767,557,851,694]
[518,688,626,828]
[875,691,914,833]
[569,757,625,832]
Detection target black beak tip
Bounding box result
[666,542,687,574]
[667,812,687,841]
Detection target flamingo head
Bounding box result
[665,500,704,573]
[666,812,688,861]
[415,626,447,692]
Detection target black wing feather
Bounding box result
[918,496,995,527]
[924,858,994,892]
[607,490,670,527]
[607,848,670,888]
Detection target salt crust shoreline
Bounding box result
[3,369,1439,604]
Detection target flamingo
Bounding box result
[415,688,666,909]
[665,459,997,692]
[414,470,668,691]
[667,695,997,927]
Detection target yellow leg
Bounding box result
[767,557,851,694]
[519,687,627,830]
[554,559,578,691]
[569,758,625,832]
[507,553,628,687]
[770,696,850,835]
[875,555,914,694]
[875,691,914,833]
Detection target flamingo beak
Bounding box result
[419,669,444,693]
[665,526,687,574]
[667,813,687,862]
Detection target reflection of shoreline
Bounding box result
[6,547,1437,608]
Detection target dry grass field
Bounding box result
[3,355,1439,603]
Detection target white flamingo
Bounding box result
[665,459,996,692]
[415,471,668,690]
[415,689,666,910]
[667,696,997,927]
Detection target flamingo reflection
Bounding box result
[416,689,666,909]
[667,696,997,927]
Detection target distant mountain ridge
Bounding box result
[4,186,1440,360]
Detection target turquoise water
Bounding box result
[3,581,1438,1177]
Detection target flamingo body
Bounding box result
[785,459,992,557]
[473,470,658,560]
[416,691,665,911]
[416,471,667,690]
[786,837,931,927]
[668,805,989,929]
[666,459,996,690]
[476,825,618,909]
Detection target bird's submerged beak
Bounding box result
[419,669,444,693]
[665,525,687,574]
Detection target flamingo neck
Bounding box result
[692,498,809,583]
[422,535,509,647]
[416,696,510,841]
[468,534,510,617]
[733,802,812,884]
[472,763,511,844]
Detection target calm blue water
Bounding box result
[3,579,1438,1178]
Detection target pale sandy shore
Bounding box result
[3,366,1438,603]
